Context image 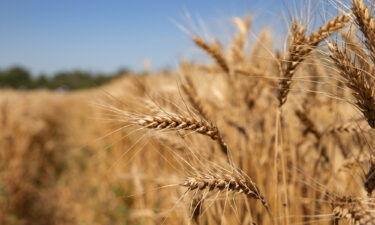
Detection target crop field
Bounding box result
[1,0,375,224]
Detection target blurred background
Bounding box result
[0,0,284,90]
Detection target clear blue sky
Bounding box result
[0,0,285,75]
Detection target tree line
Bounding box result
[0,66,130,90]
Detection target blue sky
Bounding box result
[0,0,285,75]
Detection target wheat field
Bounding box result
[2,0,375,224]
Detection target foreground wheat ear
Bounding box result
[181,169,270,214]
[278,14,350,107]
[136,113,231,159]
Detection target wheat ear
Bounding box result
[138,114,220,139]
[333,197,375,225]
[182,169,270,213]
[278,15,350,106]
[138,114,231,160]
[328,42,375,128]
[193,36,230,74]
[352,0,375,63]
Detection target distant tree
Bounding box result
[32,74,48,88]
[0,66,131,90]
[0,66,32,88]
[115,67,131,76]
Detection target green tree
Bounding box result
[0,66,32,88]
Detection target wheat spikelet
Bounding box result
[137,113,231,160]
[333,197,375,225]
[326,121,374,135]
[277,21,307,106]
[307,14,350,46]
[138,114,220,140]
[193,36,230,74]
